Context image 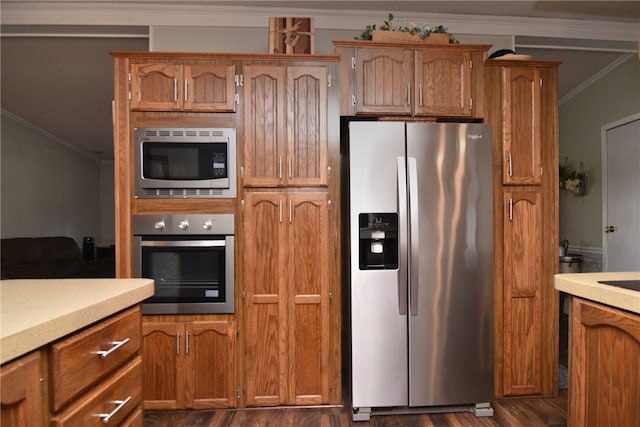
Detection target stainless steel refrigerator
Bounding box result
[347,121,494,421]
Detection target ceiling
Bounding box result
[1,1,639,161]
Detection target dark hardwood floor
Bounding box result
[144,390,567,427]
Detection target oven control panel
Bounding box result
[133,214,234,235]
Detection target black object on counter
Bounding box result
[82,236,95,261]
[598,280,640,292]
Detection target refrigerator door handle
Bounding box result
[408,157,419,316]
[397,156,408,315]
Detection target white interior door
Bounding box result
[602,114,640,271]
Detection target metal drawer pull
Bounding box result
[96,338,130,359]
[98,396,132,423]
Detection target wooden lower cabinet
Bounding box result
[569,297,640,427]
[0,351,44,427]
[243,191,331,406]
[142,318,237,410]
[502,189,543,396]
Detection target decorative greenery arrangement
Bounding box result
[355,13,458,43]
[559,157,587,195]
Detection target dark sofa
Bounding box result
[1,236,115,279]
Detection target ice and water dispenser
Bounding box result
[358,213,398,269]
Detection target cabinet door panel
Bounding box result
[287,66,328,186]
[186,321,236,409]
[415,50,470,116]
[287,193,330,404]
[503,190,542,396]
[184,64,236,112]
[570,298,640,427]
[0,351,43,427]
[49,306,141,412]
[244,192,287,406]
[243,65,286,187]
[130,63,182,111]
[141,321,183,410]
[355,48,413,114]
[502,66,542,184]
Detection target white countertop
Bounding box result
[555,272,640,314]
[0,278,154,364]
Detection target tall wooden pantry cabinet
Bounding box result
[485,59,560,398]
[241,62,339,406]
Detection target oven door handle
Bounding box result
[141,240,227,248]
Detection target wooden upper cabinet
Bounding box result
[415,49,471,116]
[130,62,236,112]
[243,64,328,188]
[183,64,236,112]
[287,66,328,186]
[501,66,542,185]
[354,47,413,115]
[243,65,286,187]
[130,63,182,111]
[344,43,486,118]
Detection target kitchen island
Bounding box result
[0,278,153,426]
[555,272,640,427]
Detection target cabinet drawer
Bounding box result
[49,306,141,411]
[50,356,142,427]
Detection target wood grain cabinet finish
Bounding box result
[242,64,328,187]
[49,305,141,412]
[502,189,543,396]
[569,297,640,427]
[500,66,542,185]
[50,357,142,427]
[334,41,488,118]
[130,63,236,112]
[414,49,473,116]
[243,191,331,406]
[0,351,44,427]
[141,319,237,410]
[486,60,560,398]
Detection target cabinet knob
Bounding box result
[605,225,617,233]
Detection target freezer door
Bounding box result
[406,122,494,406]
[349,121,409,408]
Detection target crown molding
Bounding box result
[560,53,635,104]
[1,108,100,162]
[2,2,639,42]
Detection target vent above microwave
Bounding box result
[142,128,226,138]
[141,188,225,198]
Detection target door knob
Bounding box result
[605,225,617,233]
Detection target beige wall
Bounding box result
[558,54,640,249]
[0,111,109,246]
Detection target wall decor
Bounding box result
[268,17,314,54]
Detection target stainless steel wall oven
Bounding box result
[133,214,234,314]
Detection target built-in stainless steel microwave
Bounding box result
[134,127,236,198]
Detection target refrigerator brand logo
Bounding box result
[468,134,484,140]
